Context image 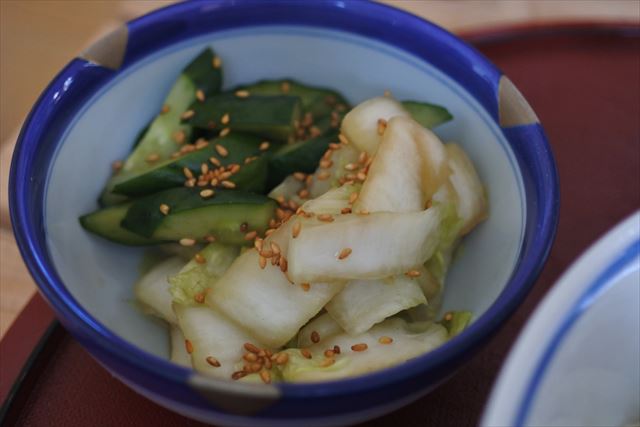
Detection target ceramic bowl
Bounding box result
[10,1,558,425]
[483,212,639,427]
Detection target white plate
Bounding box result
[482,211,640,427]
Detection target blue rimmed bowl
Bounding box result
[9,1,558,425]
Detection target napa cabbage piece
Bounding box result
[341,96,410,155]
[174,304,263,378]
[206,221,345,348]
[300,183,360,215]
[287,207,442,283]
[170,325,192,367]
[406,267,443,322]
[279,317,447,382]
[441,311,473,338]
[308,143,360,198]
[297,312,344,348]
[325,274,426,335]
[134,256,185,324]
[168,243,239,306]
[268,175,304,206]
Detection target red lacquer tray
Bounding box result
[1,23,639,427]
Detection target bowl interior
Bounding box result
[45,26,525,358]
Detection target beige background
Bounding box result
[1,0,638,338]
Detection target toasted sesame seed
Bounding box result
[210,178,219,186]
[263,357,272,370]
[253,141,269,152]
[231,371,246,380]
[200,163,210,175]
[311,331,320,343]
[244,343,260,354]
[293,172,306,181]
[378,336,393,344]
[229,164,241,174]
[265,228,276,237]
[377,118,388,135]
[196,89,205,102]
[338,134,350,145]
[292,222,301,238]
[322,149,334,160]
[288,200,299,210]
[235,90,250,98]
[146,153,160,163]
[219,171,232,180]
[185,339,194,354]
[357,210,370,215]
[320,358,335,367]
[324,349,335,358]
[200,189,215,199]
[356,172,367,181]
[239,222,249,233]
[333,345,341,354]
[259,369,271,384]
[298,189,310,199]
[349,192,359,204]
[309,126,321,138]
[194,253,206,264]
[280,81,290,93]
[221,113,230,125]
[358,151,368,164]
[270,242,281,255]
[275,352,289,365]
[260,249,273,258]
[444,312,453,322]
[344,163,358,171]
[338,248,352,260]
[221,180,236,189]
[209,156,221,167]
[329,143,342,150]
[351,343,368,352]
[340,207,352,214]
[219,127,231,137]
[204,234,216,243]
[405,269,421,278]
[300,349,312,359]
[318,214,334,222]
[182,167,194,179]
[180,238,196,247]
[276,208,287,220]
[197,180,208,187]
[161,104,171,114]
[271,255,279,266]
[184,179,195,188]
[317,171,330,181]
[259,255,267,269]
[194,292,205,304]
[244,230,257,241]
[301,283,311,292]
[249,362,263,373]
[215,144,228,157]
[320,159,333,169]
[254,238,264,252]
[206,356,221,367]
[243,352,258,362]
[181,144,196,154]
[279,256,288,272]
[181,110,195,120]
[212,56,222,68]
[305,175,313,186]
[159,204,170,215]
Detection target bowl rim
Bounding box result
[9,0,559,402]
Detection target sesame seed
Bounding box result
[279,256,288,272]
[275,352,289,365]
[244,156,258,164]
[204,234,216,243]
[196,89,205,102]
[300,349,312,359]
[259,256,267,269]
[181,110,195,120]
[209,156,221,167]
[194,292,205,304]
[318,214,334,222]
[293,172,306,181]
[229,164,241,174]
[219,171,232,180]
[245,230,257,241]
[298,189,310,199]
[444,312,453,322]
[305,175,313,186]
[260,370,271,384]
[210,178,219,186]
[320,358,335,367]
[357,210,370,215]
[146,153,160,163]
[292,222,301,238]
[405,269,421,278]
[377,118,388,135]
[344,163,358,171]
[320,159,333,169]
[201,163,210,174]
[181,144,196,154]
[219,128,231,137]
[260,249,273,258]
[317,171,330,181]
[212,56,222,69]
[235,90,250,98]
[244,343,260,354]
[280,81,290,93]
[159,204,170,215]
[221,113,230,125]
[258,141,270,151]
[378,336,393,344]
[301,283,311,292]
[349,192,359,204]
[206,356,221,367]
[309,126,321,138]
[324,349,335,358]
[338,134,349,145]
[311,331,320,343]
[215,144,228,157]
[265,228,276,237]
[338,248,352,260]
[270,242,281,255]
[221,180,236,189]
[200,189,215,199]
[194,253,206,264]
[358,151,368,164]
[185,339,194,354]
[333,345,341,354]
[276,208,287,220]
[322,149,334,160]
[243,352,258,362]
[239,222,248,233]
[288,200,299,210]
[351,343,368,352]
[183,167,194,179]
[254,238,263,252]
[329,143,342,150]
[184,179,195,188]
[271,255,279,266]
[341,207,352,214]
[180,238,196,247]
[231,371,246,380]
[356,172,367,181]
[161,104,171,114]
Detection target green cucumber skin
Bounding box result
[113,133,271,197]
[183,48,222,95]
[186,95,302,143]
[268,133,337,189]
[401,101,453,129]
[121,188,277,245]
[79,204,157,246]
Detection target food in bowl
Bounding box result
[79,47,488,384]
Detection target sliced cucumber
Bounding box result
[79,203,157,246]
[121,188,277,245]
[133,256,185,324]
[401,101,453,129]
[113,133,270,197]
[186,94,302,143]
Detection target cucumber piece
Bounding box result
[186,95,302,143]
[113,133,270,197]
[267,133,336,188]
[401,101,453,129]
[79,203,157,246]
[134,256,185,324]
[100,48,222,206]
[121,188,277,245]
